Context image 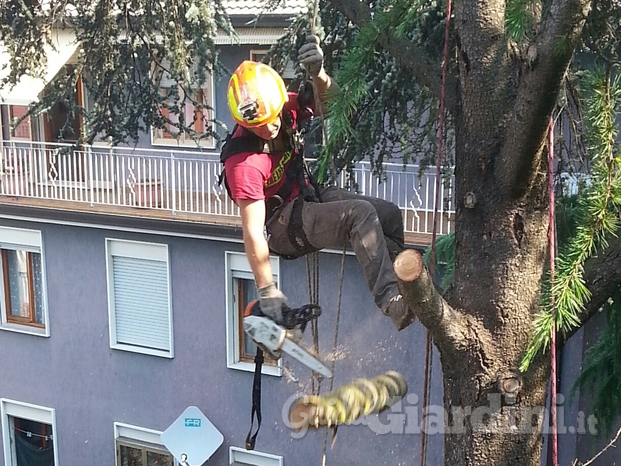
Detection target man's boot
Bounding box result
[382,294,416,331]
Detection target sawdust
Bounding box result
[282,343,353,390]
[282,331,403,396]
[283,337,400,388]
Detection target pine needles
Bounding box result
[0,0,231,146]
[423,232,455,292]
[571,289,621,435]
[315,0,448,184]
[520,65,621,371]
[505,0,540,43]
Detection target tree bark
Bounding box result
[395,248,551,466]
[327,0,595,463]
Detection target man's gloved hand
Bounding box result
[257,282,287,322]
[298,35,324,77]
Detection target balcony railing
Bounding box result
[0,140,454,237]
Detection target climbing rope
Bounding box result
[302,2,351,463]
[307,252,322,395]
[420,0,452,464]
[320,245,347,463]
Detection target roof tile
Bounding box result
[222,0,307,15]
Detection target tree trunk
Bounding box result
[331,0,592,463]
[396,107,551,466]
[443,107,551,466]
[441,342,550,466]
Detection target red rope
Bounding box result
[548,117,558,466]
[420,0,452,464]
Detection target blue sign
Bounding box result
[161,406,223,465]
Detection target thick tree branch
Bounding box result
[561,233,621,344]
[394,249,477,352]
[326,0,458,116]
[496,0,592,198]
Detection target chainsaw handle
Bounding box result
[243,300,322,323]
[295,304,322,321]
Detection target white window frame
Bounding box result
[225,251,282,377]
[150,62,216,149]
[230,446,283,466]
[106,238,174,358]
[249,49,295,80]
[0,226,50,337]
[1,399,59,466]
[114,422,177,466]
[250,49,269,63]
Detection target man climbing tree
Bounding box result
[4,0,621,464]
[221,36,416,352]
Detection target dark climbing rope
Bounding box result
[420,0,453,463]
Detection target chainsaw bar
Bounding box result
[244,315,333,379]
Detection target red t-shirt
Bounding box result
[224,92,307,203]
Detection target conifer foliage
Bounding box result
[0,0,232,145]
[3,0,621,462]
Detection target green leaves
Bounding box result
[521,65,621,371]
[318,24,376,183]
[423,232,455,292]
[314,0,449,184]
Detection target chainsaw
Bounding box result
[243,300,333,379]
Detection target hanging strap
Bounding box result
[245,348,264,450]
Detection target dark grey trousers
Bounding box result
[266,186,405,309]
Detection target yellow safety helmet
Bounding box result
[227,61,288,128]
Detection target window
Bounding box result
[0,227,49,336]
[1,399,58,466]
[8,106,31,141]
[114,423,175,466]
[225,251,281,376]
[250,49,295,82]
[151,62,214,148]
[250,49,268,63]
[106,239,173,358]
[230,446,282,466]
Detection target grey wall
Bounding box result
[0,216,441,466]
[542,306,621,466]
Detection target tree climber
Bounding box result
[221,36,415,349]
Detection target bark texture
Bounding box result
[328,0,599,464]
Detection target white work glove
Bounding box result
[257,282,287,322]
[297,35,324,77]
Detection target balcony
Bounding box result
[0,140,454,246]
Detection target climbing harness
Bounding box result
[219,96,323,258]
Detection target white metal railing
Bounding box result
[0,140,454,236]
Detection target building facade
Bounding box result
[0,2,450,465]
[0,2,612,466]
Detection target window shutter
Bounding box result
[112,256,170,351]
